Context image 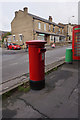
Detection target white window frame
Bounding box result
[38,22,41,29]
[59,28,60,32]
[13,35,15,41]
[19,34,22,41]
[50,35,54,41]
[62,29,64,33]
[44,24,46,31]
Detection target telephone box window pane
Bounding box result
[74,32,80,55]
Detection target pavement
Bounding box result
[1,60,79,119]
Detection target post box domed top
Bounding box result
[26,40,47,45]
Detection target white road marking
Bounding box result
[10,63,18,66]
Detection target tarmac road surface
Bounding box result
[2,45,71,83]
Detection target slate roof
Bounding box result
[28,13,64,28]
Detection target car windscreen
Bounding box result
[12,43,18,45]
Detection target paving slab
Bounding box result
[2,98,44,118]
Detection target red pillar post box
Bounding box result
[26,40,47,90]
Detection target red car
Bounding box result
[7,43,21,50]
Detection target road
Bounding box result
[2,46,71,83]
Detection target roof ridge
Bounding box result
[28,13,63,28]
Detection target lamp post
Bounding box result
[68,16,75,24]
[67,16,75,41]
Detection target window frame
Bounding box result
[59,28,60,33]
[62,29,64,33]
[44,24,46,31]
[13,35,15,41]
[19,34,23,41]
[38,22,41,29]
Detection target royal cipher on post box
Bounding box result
[26,40,47,90]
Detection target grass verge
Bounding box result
[2,81,30,100]
[2,63,64,99]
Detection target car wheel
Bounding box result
[12,47,14,50]
[7,47,9,50]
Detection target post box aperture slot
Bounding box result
[38,48,46,53]
[40,48,46,52]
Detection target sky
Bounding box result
[0,0,79,31]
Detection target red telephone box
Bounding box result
[72,25,80,60]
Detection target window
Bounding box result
[49,25,50,31]
[59,28,60,32]
[53,26,55,32]
[50,35,54,41]
[37,34,45,40]
[38,22,41,29]
[19,34,22,41]
[13,35,15,41]
[62,29,64,33]
[44,24,46,31]
[68,27,69,33]
[8,38,11,42]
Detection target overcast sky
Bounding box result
[0,0,79,31]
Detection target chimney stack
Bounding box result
[49,16,52,22]
[23,7,28,13]
[15,11,18,17]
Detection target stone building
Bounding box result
[58,23,76,41]
[10,7,65,47]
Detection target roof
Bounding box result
[28,13,64,28]
[58,23,77,27]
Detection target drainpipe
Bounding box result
[33,19,35,40]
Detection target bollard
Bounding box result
[26,40,47,90]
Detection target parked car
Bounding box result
[7,43,21,50]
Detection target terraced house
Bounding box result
[11,7,65,47]
[58,23,76,41]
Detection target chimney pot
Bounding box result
[23,7,28,13]
[49,16,52,22]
